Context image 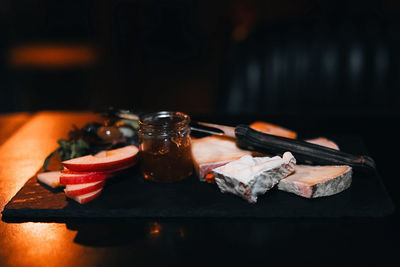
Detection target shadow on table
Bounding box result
[63,216,395,246]
[63,216,399,266]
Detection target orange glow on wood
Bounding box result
[4,222,79,267]
[0,112,106,267]
[9,44,96,68]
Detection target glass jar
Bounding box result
[138,111,193,182]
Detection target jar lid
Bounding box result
[139,111,190,130]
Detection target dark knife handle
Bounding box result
[234,124,376,169]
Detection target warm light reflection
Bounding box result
[9,44,96,68]
[149,222,162,235]
[0,112,108,267]
[19,222,62,245]
[4,222,79,267]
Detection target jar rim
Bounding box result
[139,111,190,128]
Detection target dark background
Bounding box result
[1,0,400,117]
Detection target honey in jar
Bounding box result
[138,111,193,182]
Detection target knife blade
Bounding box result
[190,121,376,170]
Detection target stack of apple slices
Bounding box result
[37,145,139,204]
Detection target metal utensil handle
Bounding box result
[234,125,376,169]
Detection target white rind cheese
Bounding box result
[191,136,255,181]
[213,152,296,203]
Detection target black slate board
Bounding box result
[2,136,395,221]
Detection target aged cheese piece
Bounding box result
[213,152,296,203]
[278,165,352,198]
[191,136,255,182]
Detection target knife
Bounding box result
[191,121,376,170]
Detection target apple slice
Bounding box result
[95,150,107,157]
[67,188,103,204]
[62,145,139,172]
[105,160,137,175]
[37,171,62,188]
[60,160,136,185]
[59,172,110,185]
[64,180,105,197]
[61,160,136,176]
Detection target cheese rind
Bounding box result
[278,165,352,198]
[213,152,296,203]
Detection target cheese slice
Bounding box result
[191,136,255,182]
[278,165,352,198]
[213,152,296,203]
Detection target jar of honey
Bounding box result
[138,111,193,182]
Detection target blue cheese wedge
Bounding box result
[213,152,296,203]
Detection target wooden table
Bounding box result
[0,111,398,267]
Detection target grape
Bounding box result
[97,126,122,141]
[82,122,102,135]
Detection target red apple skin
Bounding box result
[106,161,137,175]
[62,146,139,172]
[67,189,103,204]
[61,160,137,176]
[64,181,105,197]
[60,172,110,185]
[60,160,137,185]
[63,158,136,172]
